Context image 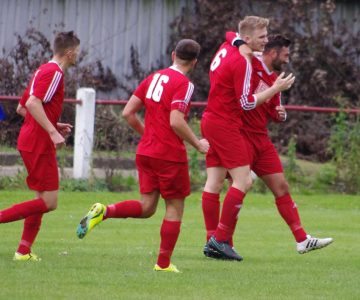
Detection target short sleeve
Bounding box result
[19,87,30,106]
[31,69,63,103]
[133,77,150,103]
[170,81,194,114]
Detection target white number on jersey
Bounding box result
[210,48,227,71]
[146,73,170,102]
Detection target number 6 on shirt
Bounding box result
[210,48,227,71]
[146,73,170,102]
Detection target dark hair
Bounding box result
[264,34,291,53]
[175,39,201,61]
[53,31,80,55]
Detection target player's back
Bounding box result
[204,42,252,126]
[135,66,193,162]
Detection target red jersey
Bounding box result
[17,61,64,154]
[225,31,283,134]
[242,54,282,134]
[133,66,194,163]
[203,41,256,127]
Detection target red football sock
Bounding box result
[157,219,181,268]
[17,213,43,255]
[0,198,48,223]
[215,187,245,242]
[202,191,220,241]
[275,194,307,242]
[104,200,142,219]
[228,218,238,247]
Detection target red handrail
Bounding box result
[0,95,81,104]
[0,95,359,114]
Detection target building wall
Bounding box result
[0,0,191,89]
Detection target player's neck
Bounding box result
[171,63,191,75]
[51,55,69,71]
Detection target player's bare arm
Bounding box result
[122,95,145,135]
[170,109,209,154]
[16,103,27,117]
[25,95,65,148]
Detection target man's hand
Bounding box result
[275,106,287,121]
[50,130,66,149]
[197,138,210,154]
[57,122,73,138]
[273,72,295,92]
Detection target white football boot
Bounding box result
[297,235,333,254]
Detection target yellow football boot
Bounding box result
[76,203,106,239]
[13,252,41,262]
[154,263,180,273]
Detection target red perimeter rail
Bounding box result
[0,95,359,114]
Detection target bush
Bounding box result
[169,0,360,161]
[0,27,120,149]
[60,178,108,192]
[328,111,360,194]
[0,171,28,190]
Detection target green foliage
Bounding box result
[313,164,337,193]
[329,112,360,194]
[188,148,206,191]
[60,178,108,192]
[251,175,268,194]
[0,171,27,190]
[105,171,137,192]
[284,136,302,188]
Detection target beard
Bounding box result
[272,59,284,72]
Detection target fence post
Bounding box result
[73,88,96,179]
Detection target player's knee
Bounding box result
[204,180,223,194]
[46,201,58,211]
[233,175,252,193]
[275,180,290,197]
[243,176,253,193]
[140,205,157,218]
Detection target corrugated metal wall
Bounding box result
[0,0,191,87]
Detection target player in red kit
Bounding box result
[201,16,295,260]
[0,31,80,261]
[76,39,209,273]
[203,33,333,259]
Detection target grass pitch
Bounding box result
[0,191,359,299]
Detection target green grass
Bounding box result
[0,191,359,300]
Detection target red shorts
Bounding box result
[20,151,59,191]
[136,155,190,199]
[201,115,250,169]
[242,131,283,176]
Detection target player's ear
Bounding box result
[242,35,251,44]
[271,48,278,58]
[171,51,175,62]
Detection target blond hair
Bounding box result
[238,16,269,36]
